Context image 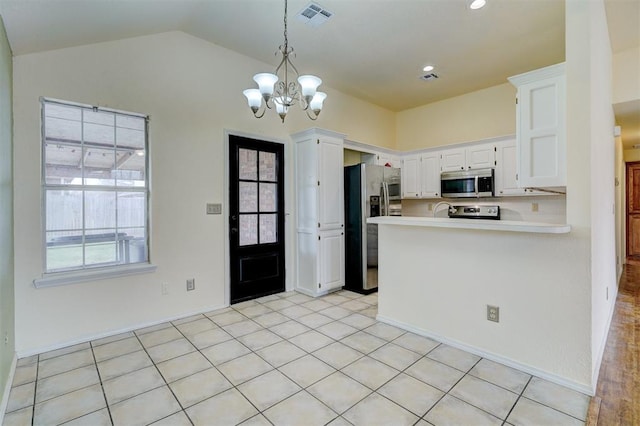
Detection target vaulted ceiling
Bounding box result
[0,0,638,145]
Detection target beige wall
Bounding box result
[396,83,516,150]
[612,46,640,105]
[12,31,396,354]
[566,0,617,387]
[0,14,15,408]
[624,149,640,162]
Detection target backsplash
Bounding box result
[402,195,567,224]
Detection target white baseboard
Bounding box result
[377,314,595,396]
[16,303,229,358]
[0,353,18,425]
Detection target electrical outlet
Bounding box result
[487,305,500,322]
[187,278,195,291]
[427,203,433,212]
[206,203,222,215]
[531,203,539,212]
[161,283,169,295]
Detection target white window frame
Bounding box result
[34,98,155,288]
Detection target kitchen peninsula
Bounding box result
[367,216,593,393]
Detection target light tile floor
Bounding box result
[3,290,591,426]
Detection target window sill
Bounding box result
[33,263,157,288]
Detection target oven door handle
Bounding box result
[474,175,479,196]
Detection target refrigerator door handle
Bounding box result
[382,182,390,216]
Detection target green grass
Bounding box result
[47,243,118,271]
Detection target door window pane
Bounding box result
[259,151,276,181]
[239,148,257,180]
[259,183,277,212]
[260,214,277,244]
[239,214,258,246]
[239,182,258,212]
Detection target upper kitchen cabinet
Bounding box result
[509,63,566,188]
[401,155,420,198]
[440,144,495,172]
[377,152,401,168]
[420,152,441,198]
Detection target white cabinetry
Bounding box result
[440,148,466,172]
[401,155,420,198]
[495,139,551,197]
[377,153,401,168]
[509,63,566,188]
[420,152,441,198]
[293,129,346,297]
[441,144,495,172]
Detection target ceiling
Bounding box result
[0,0,638,144]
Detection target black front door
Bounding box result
[229,135,285,304]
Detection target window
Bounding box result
[41,98,150,274]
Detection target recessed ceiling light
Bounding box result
[423,65,434,72]
[469,0,486,10]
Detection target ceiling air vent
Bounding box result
[297,3,333,27]
[420,73,439,81]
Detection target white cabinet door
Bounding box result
[378,153,401,168]
[420,152,441,198]
[401,155,420,198]
[495,140,525,196]
[318,138,344,229]
[440,148,466,172]
[466,144,495,170]
[319,229,344,292]
[509,63,566,188]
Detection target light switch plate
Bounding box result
[206,203,222,215]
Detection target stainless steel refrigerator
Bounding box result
[344,163,402,293]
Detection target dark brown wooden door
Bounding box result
[626,162,640,264]
[229,135,285,304]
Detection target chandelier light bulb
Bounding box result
[275,96,292,122]
[298,75,322,97]
[309,92,327,115]
[253,73,278,101]
[243,89,263,112]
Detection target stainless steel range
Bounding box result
[448,205,500,220]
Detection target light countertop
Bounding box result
[367,216,571,234]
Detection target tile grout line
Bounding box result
[30,355,39,426]
[88,340,115,426]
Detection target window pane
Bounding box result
[83,109,114,126]
[116,127,145,149]
[85,191,116,229]
[239,182,257,213]
[45,143,83,184]
[46,230,83,271]
[115,149,146,187]
[239,214,258,246]
[117,191,146,228]
[260,214,277,244]
[83,147,115,186]
[46,190,82,231]
[84,229,118,267]
[83,122,115,146]
[119,227,148,263]
[259,183,277,212]
[45,116,81,142]
[259,151,276,181]
[239,149,257,180]
[116,115,146,131]
[45,103,81,121]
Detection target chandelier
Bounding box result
[243,0,326,123]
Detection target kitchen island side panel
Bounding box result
[376,224,593,393]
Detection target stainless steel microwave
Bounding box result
[440,168,495,198]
